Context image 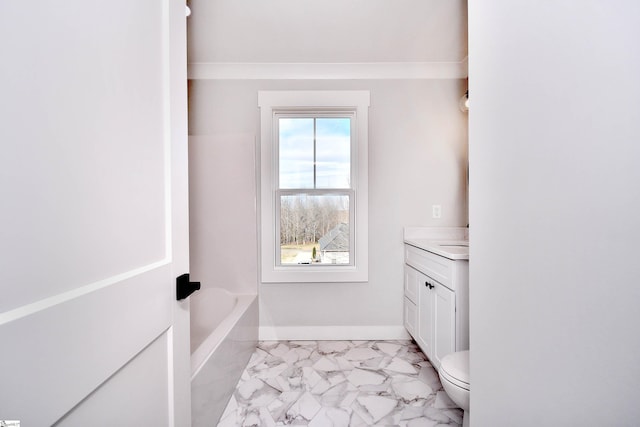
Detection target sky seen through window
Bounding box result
[279,117,351,189]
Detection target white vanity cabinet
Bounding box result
[404,242,469,370]
[403,265,419,338]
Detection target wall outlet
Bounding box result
[432,204,442,219]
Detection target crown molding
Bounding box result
[188,60,469,80]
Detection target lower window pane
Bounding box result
[280,194,350,265]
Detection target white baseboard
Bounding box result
[258,325,411,341]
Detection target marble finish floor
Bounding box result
[217,340,462,426]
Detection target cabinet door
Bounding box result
[404,265,419,304]
[416,271,434,361]
[432,284,456,370]
[403,265,419,338]
[404,297,418,338]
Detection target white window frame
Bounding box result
[258,91,369,283]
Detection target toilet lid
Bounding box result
[439,351,470,390]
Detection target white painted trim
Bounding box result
[0,259,170,326]
[259,326,411,341]
[258,91,369,283]
[161,0,173,265]
[460,56,468,78]
[188,61,468,80]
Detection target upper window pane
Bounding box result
[279,118,314,189]
[279,116,351,190]
[316,118,351,189]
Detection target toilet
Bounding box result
[439,350,470,427]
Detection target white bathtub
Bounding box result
[190,288,258,427]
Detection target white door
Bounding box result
[0,1,190,425]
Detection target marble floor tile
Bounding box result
[217,340,462,426]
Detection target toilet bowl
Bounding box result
[439,350,470,427]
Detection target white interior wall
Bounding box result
[189,133,257,294]
[187,0,467,63]
[188,78,468,337]
[469,2,640,425]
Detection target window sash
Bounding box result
[275,189,355,267]
[275,111,355,191]
[274,111,356,269]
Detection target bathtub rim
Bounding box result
[190,291,257,379]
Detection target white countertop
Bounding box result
[403,227,469,260]
[404,238,469,260]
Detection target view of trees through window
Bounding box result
[279,194,349,264]
[278,116,352,265]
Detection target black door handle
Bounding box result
[176,273,201,300]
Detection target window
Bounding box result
[278,116,352,266]
[258,91,369,283]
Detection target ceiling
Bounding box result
[187,0,468,65]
